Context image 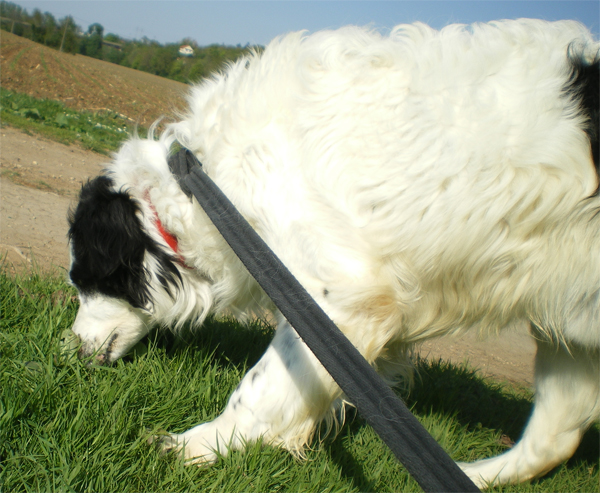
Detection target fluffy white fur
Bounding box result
[69,19,599,488]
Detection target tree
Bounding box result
[87,22,103,37]
[80,22,103,58]
[30,8,44,42]
[42,12,59,47]
[58,16,79,54]
[149,46,173,76]
[104,32,120,43]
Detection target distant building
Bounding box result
[103,40,123,51]
[179,45,194,57]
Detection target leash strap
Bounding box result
[171,149,479,493]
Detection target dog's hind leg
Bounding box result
[459,339,599,488]
[158,318,342,463]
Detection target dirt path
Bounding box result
[0,126,536,387]
[1,126,107,270]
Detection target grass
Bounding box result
[0,88,143,154]
[0,268,598,493]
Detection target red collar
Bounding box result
[144,192,190,268]
[155,213,180,254]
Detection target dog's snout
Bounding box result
[72,332,120,366]
[60,329,110,365]
[60,329,81,354]
[61,327,109,364]
[76,343,110,366]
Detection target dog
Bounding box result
[67,19,599,488]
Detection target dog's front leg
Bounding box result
[160,318,341,463]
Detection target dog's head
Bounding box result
[67,175,181,363]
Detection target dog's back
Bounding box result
[168,19,599,347]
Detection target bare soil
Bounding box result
[1,126,107,270]
[0,33,536,387]
[1,31,188,125]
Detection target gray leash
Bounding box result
[169,148,480,493]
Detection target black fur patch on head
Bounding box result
[68,175,181,308]
[564,47,600,192]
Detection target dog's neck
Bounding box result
[143,191,190,269]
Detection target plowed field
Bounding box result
[1,31,188,125]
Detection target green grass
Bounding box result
[0,88,143,154]
[1,268,598,492]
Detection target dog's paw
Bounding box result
[149,432,182,455]
[149,430,219,465]
[457,461,494,490]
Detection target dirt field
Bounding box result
[1,31,188,125]
[0,33,536,387]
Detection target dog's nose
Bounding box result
[75,344,110,366]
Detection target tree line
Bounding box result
[0,0,259,83]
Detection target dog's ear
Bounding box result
[68,176,151,307]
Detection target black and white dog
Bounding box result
[68,20,599,488]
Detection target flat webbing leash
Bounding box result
[169,148,480,493]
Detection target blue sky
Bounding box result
[16,1,600,46]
